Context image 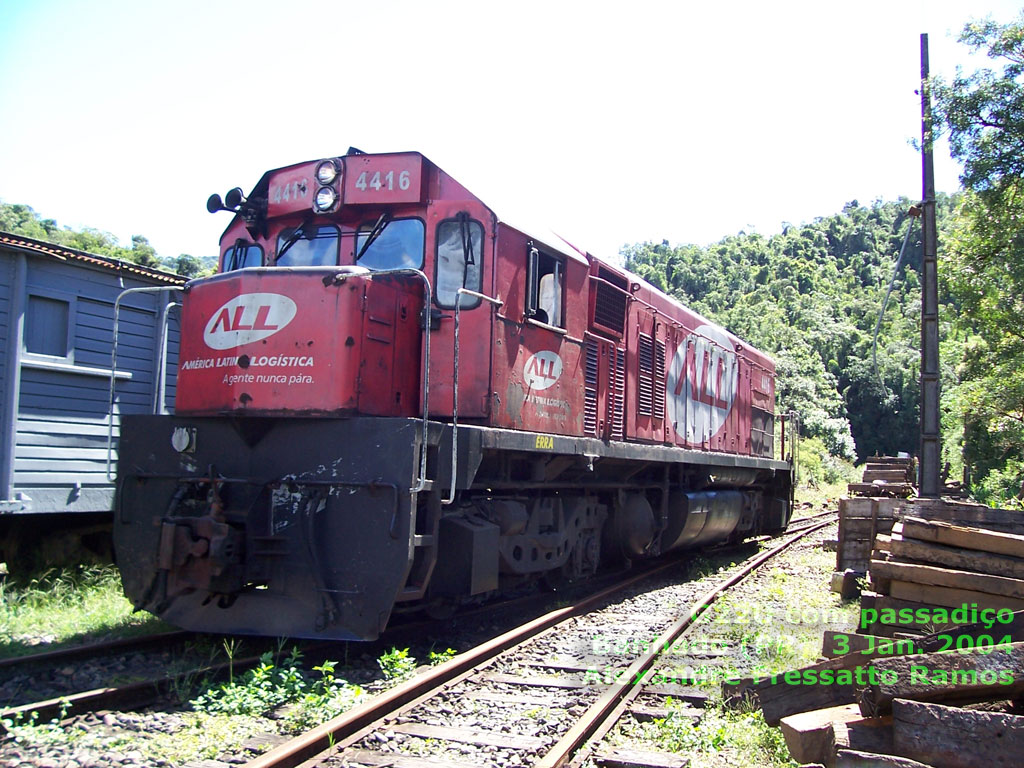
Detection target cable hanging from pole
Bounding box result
[871,207,921,403]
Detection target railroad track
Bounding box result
[0,512,837,765]
[0,631,272,727]
[241,517,834,768]
[785,508,838,532]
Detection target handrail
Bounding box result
[154,301,180,414]
[107,286,184,483]
[447,288,503,505]
[350,268,434,493]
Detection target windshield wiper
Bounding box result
[459,212,475,266]
[277,222,315,262]
[355,213,392,262]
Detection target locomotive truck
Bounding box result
[113,149,795,641]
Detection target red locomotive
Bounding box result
[114,150,795,640]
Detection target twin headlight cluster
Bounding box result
[313,158,342,213]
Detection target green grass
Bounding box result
[190,645,365,734]
[5,643,369,764]
[0,564,169,657]
[618,697,795,768]
[377,646,418,680]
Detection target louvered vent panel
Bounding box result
[652,339,666,419]
[584,340,599,436]
[593,280,627,334]
[609,347,626,440]
[637,333,654,416]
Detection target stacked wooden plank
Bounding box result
[862,501,1024,636]
[724,610,1024,767]
[836,498,901,573]
[727,499,1024,766]
[848,456,916,499]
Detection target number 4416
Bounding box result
[355,170,410,192]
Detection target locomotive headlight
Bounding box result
[313,186,338,213]
[171,427,196,454]
[315,159,339,185]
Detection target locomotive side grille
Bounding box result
[584,340,599,436]
[653,338,666,419]
[610,346,626,440]
[637,333,654,416]
[593,277,628,334]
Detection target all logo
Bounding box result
[203,293,297,350]
[523,350,563,391]
[665,324,738,443]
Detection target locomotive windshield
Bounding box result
[275,225,339,267]
[356,218,424,270]
[222,241,263,271]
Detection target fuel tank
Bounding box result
[660,490,745,551]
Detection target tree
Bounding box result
[623,197,933,465]
[174,254,202,277]
[933,14,1024,503]
[934,16,1024,195]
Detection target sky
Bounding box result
[1,0,1022,263]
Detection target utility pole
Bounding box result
[919,33,941,497]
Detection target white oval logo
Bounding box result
[523,351,563,391]
[666,324,738,443]
[203,293,297,350]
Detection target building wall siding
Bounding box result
[0,246,182,514]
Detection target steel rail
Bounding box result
[0,630,190,671]
[243,518,833,768]
[242,558,688,768]
[535,518,834,768]
[0,646,277,729]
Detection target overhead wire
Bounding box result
[871,208,921,401]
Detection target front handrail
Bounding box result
[107,286,184,483]
[350,268,434,493]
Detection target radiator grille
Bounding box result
[637,333,654,416]
[610,347,625,440]
[584,340,599,436]
[653,338,666,419]
[593,280,627,334]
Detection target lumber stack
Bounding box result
[896,498,1024,534]
[836,498,901,573]
[724,613,1024,767]
[848,456,916,498]
[862,504,1024,637]
[730,498,1024,766]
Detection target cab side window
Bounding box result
[435,215,483,308]
[526,246,563,327]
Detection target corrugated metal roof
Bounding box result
[0,231,187,285]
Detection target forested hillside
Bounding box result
[625,14,1024,508]
[624,196,955,474]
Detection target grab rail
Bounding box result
[107,286,184,483]
[447,288,503,505]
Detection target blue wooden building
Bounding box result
[0,232,185,565]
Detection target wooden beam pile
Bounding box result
[727,499,1024,767]
[862,501,1024,637]
[848,456,916,499]
[836,498,901,574]
[725,613,1024,767]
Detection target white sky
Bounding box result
[0,0,1020,262]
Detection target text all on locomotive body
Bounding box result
[113,150,795,641]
